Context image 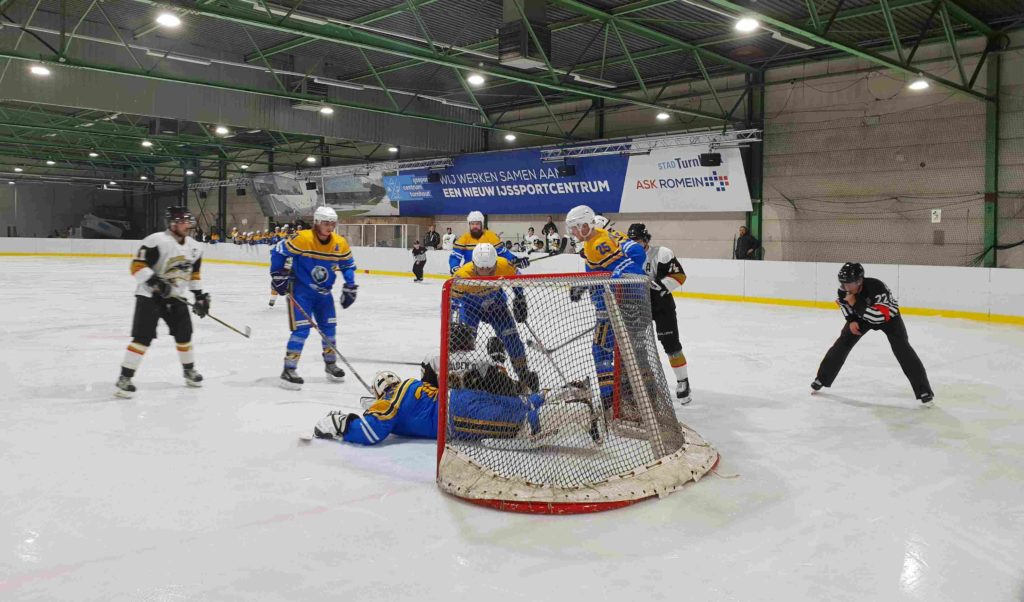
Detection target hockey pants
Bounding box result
[285,286,337,369]
[815,315,932,397]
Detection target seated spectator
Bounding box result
[734,225,761,260]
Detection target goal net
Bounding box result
[437,272,719,514]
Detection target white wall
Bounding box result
[2,238,1021,322]
[0,184,126,238]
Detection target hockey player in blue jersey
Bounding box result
[566,204,646,408]
[311,355,597,447]
[270,206,358,390]
[449,210,528,274]
[450,243,538,391]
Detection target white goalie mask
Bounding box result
[372,371,401,398]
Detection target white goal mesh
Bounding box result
[436,272,718,514]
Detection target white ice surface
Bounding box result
[1,257,1023,601]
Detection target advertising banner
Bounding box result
[386,140,751,216]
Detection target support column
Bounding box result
[744,71,765,247]
[217,160,227,237]
[983,54,1000,267]
[594,98,605,138]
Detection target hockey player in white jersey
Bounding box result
[627,223,692,404]
[115,206,211,398]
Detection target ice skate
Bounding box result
[676,378,691,405]
[918,392,934,408]
[325,362,346,382]
[115,375,136,399]
[280,368,304,390]
[184,367,203,387]
[268,297,276,307]
[810,379,824,393]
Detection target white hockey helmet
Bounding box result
[472,243,498,270]
[372,370,401,398]
[566,205,596,238]
[592,214,609,229]
[313,206,338,225]
[467,210,484,225]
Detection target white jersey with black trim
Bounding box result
[641,245,687,294]
[130,231,204,298]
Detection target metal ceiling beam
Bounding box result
[243,0,440,62]
[700,0,990,100]
[123,0,732,122]
[942,0,995,37]
[342,0,700,83]
[546,0,755,74]
[0,50,567,139]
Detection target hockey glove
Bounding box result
[569,286,586,302]
[192,291,211,318]
[270,268,291,296]
[513,255,531,269]
[340,283,358,309]
[146,275,172,298]
[512,295,528,323]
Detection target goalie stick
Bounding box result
[526,326,593,353]
[286,295,373,394]
[175,296,251,338]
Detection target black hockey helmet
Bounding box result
[627,223,651,243]
[838,262,865,283]
[165,206,195,227]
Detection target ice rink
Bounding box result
[2,255,1023,601]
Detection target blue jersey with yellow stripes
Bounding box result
[343,378,439,445]
[271,229,356,293]
[582,228,645,277]
[605,228,647,270]
[449,229,517,273]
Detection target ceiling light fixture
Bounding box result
[14,167,23,172]
[145,50,212,66]
[88,152,99,158]
[312,77,365,91]
[240,164,249,170]
[504,133,516,142]
[306,156,317,163]
[735,17,759,32]
[29,64,50,76]
[109,181,117,186]
[467,73,485,86]
[140,175,148,180]
[7,181,14,185]
[155,13,181,28]
[215,126,229,135]
[319,106,334,115]
[185,170,194,176]
[141,140,153,147]
[908,78,930,91]
[46,160,56,165]
[388,146,399,153]
[656,111,671,121]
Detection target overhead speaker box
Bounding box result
[198,190,208,199]
[427,172,442,183]
[498,20,552,70]
[557,164,576,177]
[699,152,722,167]
[236,188,246,196]
[305,181,317,190]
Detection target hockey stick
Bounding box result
[526,326,593,353]
[176,297,252,338]
[286,295,373,394]
[522,320,570,384]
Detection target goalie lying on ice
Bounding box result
[311,357,598,446]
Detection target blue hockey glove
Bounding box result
[513,255,531,269]
[340,283,358,309]
[513,295,528,323]
[270,268,291,296]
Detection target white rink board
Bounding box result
[1,238,1022,320]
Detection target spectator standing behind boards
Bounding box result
[541,215,558,251]
[523,227,539,253]
[442,227,455,250]
[734,225,761,260]
[411,240,427,282]
[424,225,441,250]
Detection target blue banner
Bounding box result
[385,149,628,216]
